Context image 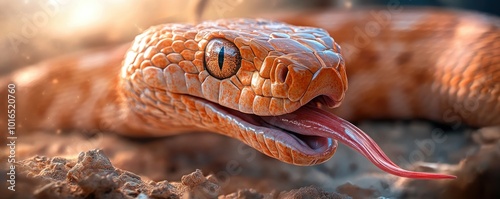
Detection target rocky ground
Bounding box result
[1,121,499,198]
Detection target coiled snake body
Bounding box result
[3,8,499,179]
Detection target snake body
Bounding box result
[276,8,500,126]
[3,8,499,180]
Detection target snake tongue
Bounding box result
[263,105,456,179]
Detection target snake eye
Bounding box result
[204,38,241,79]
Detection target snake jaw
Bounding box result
[200,97,339,165]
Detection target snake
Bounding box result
[2,8,499,180]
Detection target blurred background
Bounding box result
[1,1,499,198]
[0,0,498,74]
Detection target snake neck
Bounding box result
[0,44,134,134]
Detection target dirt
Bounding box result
[14,149,348,199]
[2,122,500,199]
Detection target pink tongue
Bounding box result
[264,105,456,179]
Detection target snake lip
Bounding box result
[308,95,338,109]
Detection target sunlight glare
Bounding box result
[67,1,103,29]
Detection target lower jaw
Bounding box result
[259,119,335,153]
[210,99,337,156]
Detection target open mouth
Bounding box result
[205,95,456,179]
[260,96,338,153]
[216,96,339,157]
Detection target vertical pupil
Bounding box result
[218,46,225,70]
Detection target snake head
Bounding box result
[196,19,348,116]
[121,19,455,179]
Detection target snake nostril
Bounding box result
[277,65,288,83]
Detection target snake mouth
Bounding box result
[208,95,456,179]
[215,95,339,163]
[260,96,338,153]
